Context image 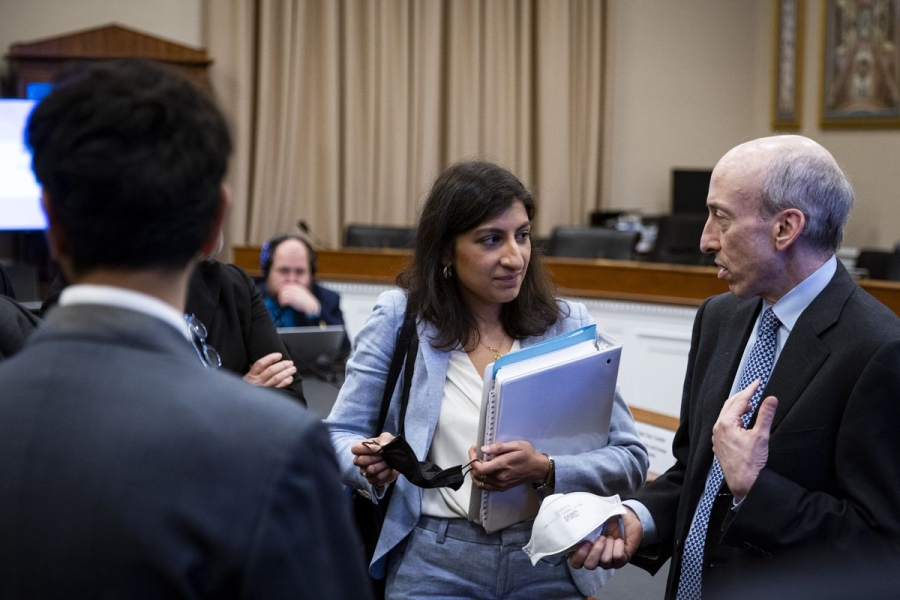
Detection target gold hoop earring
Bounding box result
[443,265,452,279]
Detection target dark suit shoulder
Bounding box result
[843,284,900,334]
[0,295,41,359]
[221,262,257,291]
[312,281,340,303]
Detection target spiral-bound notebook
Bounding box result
[467,325,622,533]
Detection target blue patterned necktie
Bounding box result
[676,307,781,600]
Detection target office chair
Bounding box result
[546,226,640,260]
[651,214,715,266]
[855,249,892,280]
[343,224,416,249]
[885,243,900,281]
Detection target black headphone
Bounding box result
[260,232,318,279]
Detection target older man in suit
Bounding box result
[571,135,900,598]
[0,59,371,599]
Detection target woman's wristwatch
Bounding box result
[533,453,555,490]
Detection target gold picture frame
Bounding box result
[773,0,805,130]
[820,0,900,128]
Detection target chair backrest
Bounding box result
[343,224,415,249]
[651,214,714,266]
[546,226,639,260]
[885,243,900,281]
[855,249,892,280]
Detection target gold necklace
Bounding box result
[479,336,507,360]
[480,341,502,360]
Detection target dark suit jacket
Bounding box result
[189,260,306,404]
[0,295,40,360]
[42,261,306,405]
[0,264,16,298]
[0,304,372,599]
[632,263,900,598]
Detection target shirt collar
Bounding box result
[59,284,191,341]
[768,255,837,332]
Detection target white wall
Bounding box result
[603,1,766,217]
[603,0,900,250]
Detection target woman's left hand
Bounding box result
[467,441,550,492]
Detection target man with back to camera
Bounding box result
[0,59,372,599]
[570,135,900,598]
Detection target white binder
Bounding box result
[467,325,622,533]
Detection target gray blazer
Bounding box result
[0,304,372,599]
[327,289,649,580]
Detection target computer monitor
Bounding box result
[0,99,46,230]
[671,168,713,215]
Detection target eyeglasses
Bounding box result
[184,313,222,369]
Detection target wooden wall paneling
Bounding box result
[232,246,900,315]
[6,23,212,97]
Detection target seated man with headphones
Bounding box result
[260,233,350,357]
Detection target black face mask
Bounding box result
[370,435,468,490]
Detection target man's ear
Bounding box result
[199,184,232,257]
[773,208,805,251]
[41,190,68,262]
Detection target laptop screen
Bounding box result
[277,325,346,368]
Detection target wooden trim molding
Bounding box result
[233,246,900,315]
[7,24,212,96]
[630,407,680,431]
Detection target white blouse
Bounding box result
[421,340,521,519]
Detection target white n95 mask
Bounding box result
[523,492,626,566]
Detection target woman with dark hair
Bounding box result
[327,160,648,599]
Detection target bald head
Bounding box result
[714,135,853,255]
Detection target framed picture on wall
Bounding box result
[820,0,900,128]
[772,0,804,129]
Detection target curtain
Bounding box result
[205,0,606,250]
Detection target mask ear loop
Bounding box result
[461,458,477,476]
[362,439,383,453]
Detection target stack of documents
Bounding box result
[468,325,622,533]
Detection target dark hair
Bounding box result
[397,160,561,350]
[260,233,318,278]
[27,58,232,275]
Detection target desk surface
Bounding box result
[234,246,900,315]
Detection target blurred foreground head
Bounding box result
[27,58,233,278]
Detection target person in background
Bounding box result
[1,263,41,361]
[327,160,648,599]
[0,299,39,363]
[0,263,17,297]
[571,135,900,599]
[189,257,305,403]
[259,231,350,357]
[0,58,371,598]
